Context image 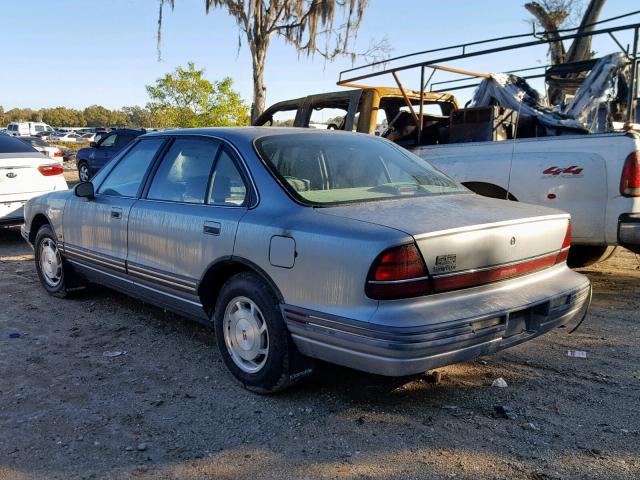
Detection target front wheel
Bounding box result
[213,272,313,393]
[34,225,74,297]
[78,161,91,182]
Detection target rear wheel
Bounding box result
[568,245,617,268]
[78,162,90,182]
[213,272,313,393]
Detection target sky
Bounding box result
[0,0,636,112]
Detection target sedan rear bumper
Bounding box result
[0,201,25,226]
[283,268,591,376]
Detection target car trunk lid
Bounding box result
[318,194,570,281]
[0,153,59,197]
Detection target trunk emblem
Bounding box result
[510,237,516,246]
[6,172,17,178]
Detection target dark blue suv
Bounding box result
[76,128,146,181]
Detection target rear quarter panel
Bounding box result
[233,205,410,323]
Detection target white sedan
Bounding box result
[17,136,64,165]
[50,132,81,142]
[0,134,67,226]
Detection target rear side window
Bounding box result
[0,135,38,154]
[147,138,220,204]
[97,139,165,197]
[208,148,248,206]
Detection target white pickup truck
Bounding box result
[254,87,640,266]
[416,131,640,266]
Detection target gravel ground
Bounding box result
[1,188,639,479]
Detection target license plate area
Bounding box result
[505,308,532,338]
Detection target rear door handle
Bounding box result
[111,207,123,219]
[203,221,221,235]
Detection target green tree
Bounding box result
[122,106,152,127]
[83,105,113,127]
[41,107,86,127]
[157,0,386,122]
[146,62,249,128]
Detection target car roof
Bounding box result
[108,128,146,135]
[142,126,363,143]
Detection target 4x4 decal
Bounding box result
[543,166,584,176]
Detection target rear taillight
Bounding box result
[620,151,640,197]
[365,244,431,300]
[38,164,64,176]
[53,151,63,157]
[555,220,572,264]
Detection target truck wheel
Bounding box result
[78,162,91,182]
[567,245,617,268]
[213,272,313,393]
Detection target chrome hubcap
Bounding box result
[39,238,62,287]
[79,165,89,182]
[223,296,269,373]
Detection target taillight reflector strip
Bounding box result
[432,252,558,293]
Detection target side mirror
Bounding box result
[90,141,98,148]
[74,182,94,199]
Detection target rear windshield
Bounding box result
[255,133,466,205]
[0,135,38,154]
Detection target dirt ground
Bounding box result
[1,173,639,479]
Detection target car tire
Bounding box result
[78,162,91,182]
[567,245,617,268]
[213,272,313,393]
[34,225,80,298]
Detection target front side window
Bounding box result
[97,138,164,197]
[99,134,117,148]
[255,133,466,205]
[115,134,135,148]
[147,138,219,204]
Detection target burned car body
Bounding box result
[22,128,590,392]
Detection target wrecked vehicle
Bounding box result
[255,16,640,267]
[22,128,590,392]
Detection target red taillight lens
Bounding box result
[555,220,572,264]
[54,151,63,157]
[38,164,64,176]
[366,244,431,300]
[620,151,640,197]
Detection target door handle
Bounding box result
[203,221,221,235]
[110,207,123,219]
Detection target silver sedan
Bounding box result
[21,128,591,392]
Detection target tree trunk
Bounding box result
[251,45,268,123]
[565,0,606,63]
[524,2,567,64]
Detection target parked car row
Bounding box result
[5,123,116,144]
